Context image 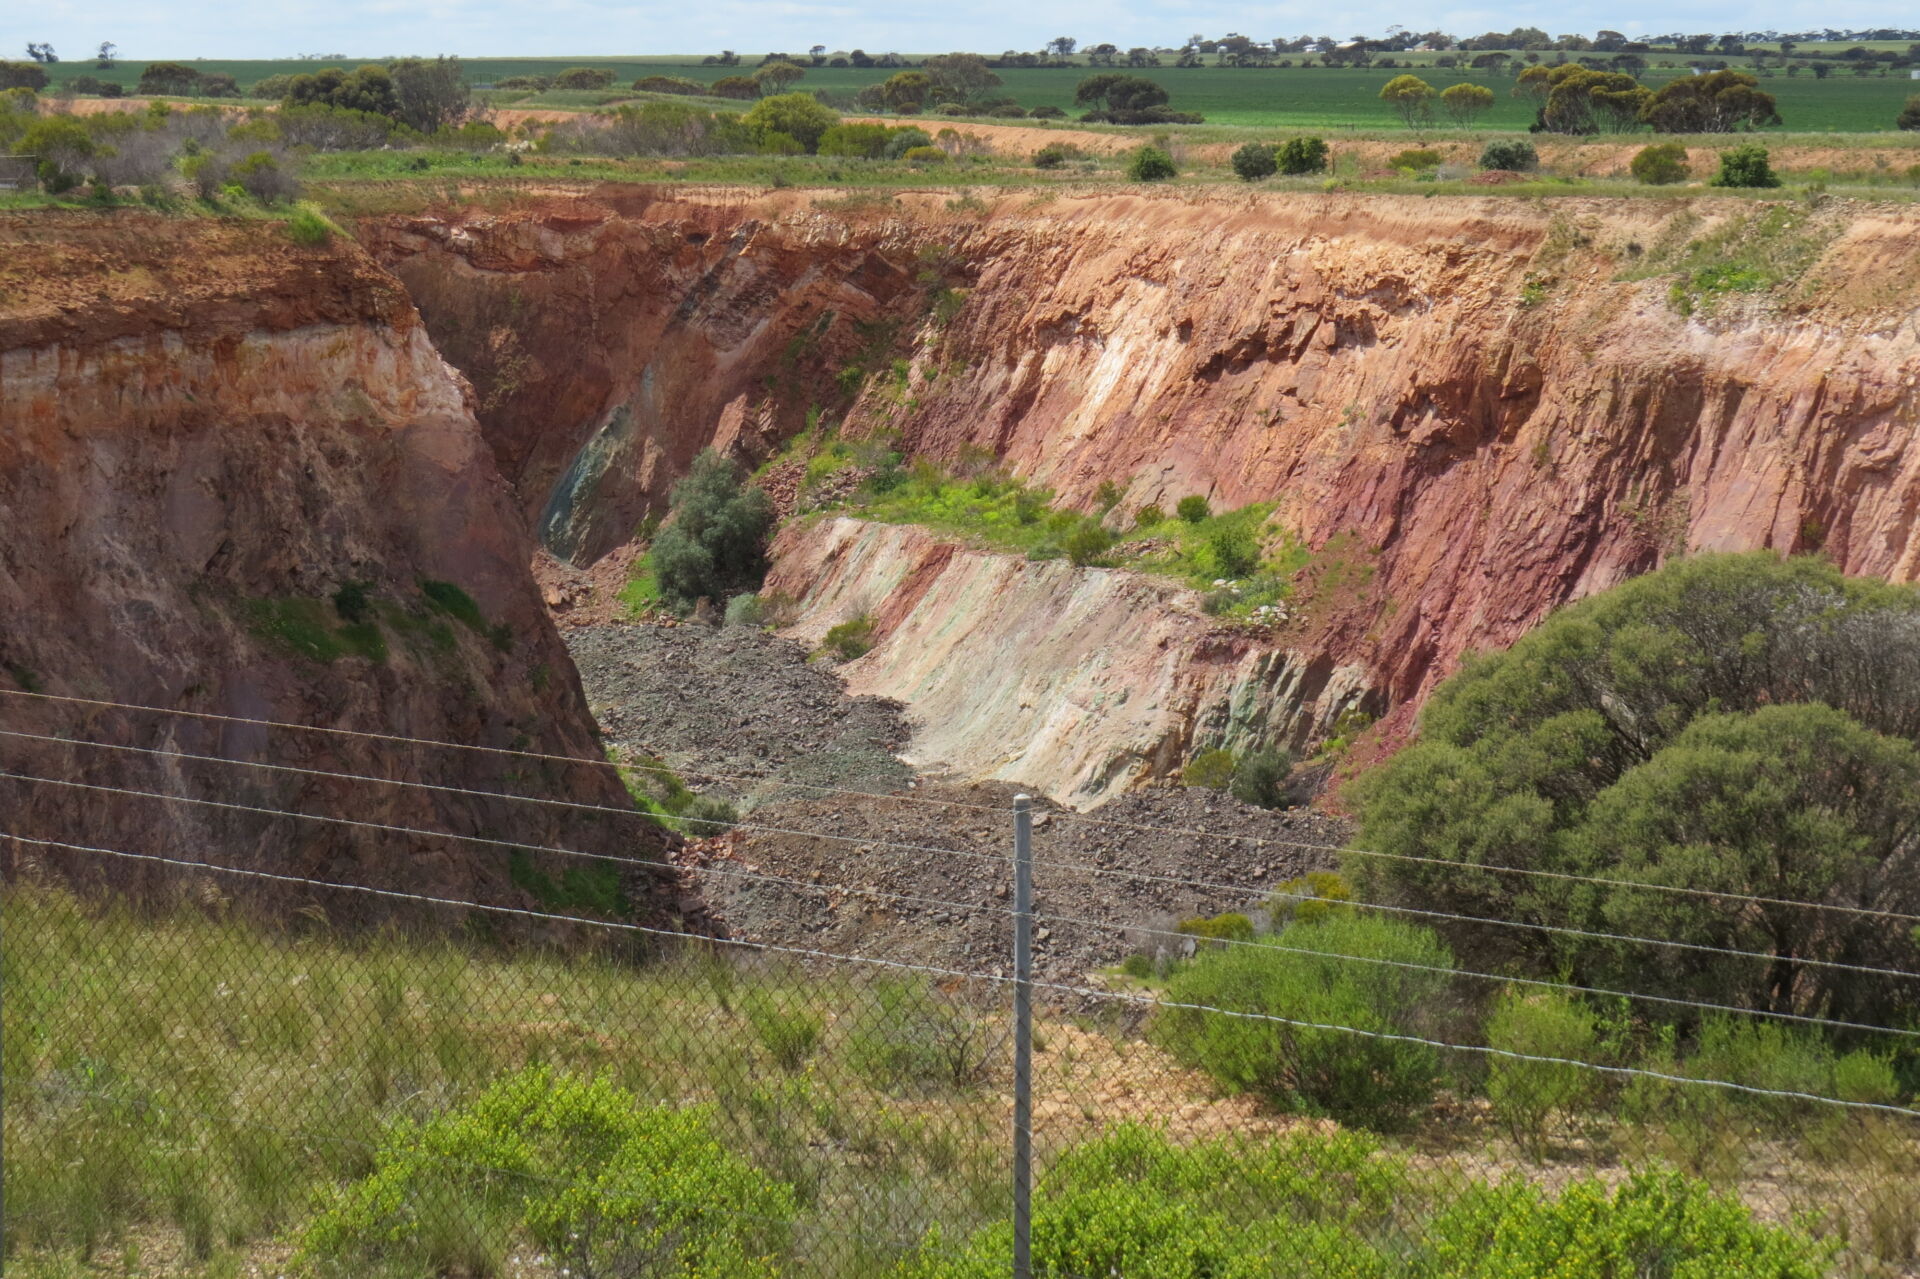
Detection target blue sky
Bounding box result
[12,1,1919,62]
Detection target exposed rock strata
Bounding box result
[371,191,1920,757]
[0,213,670,920]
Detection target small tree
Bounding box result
[388,56,470,133]
[1125,144,1176,181]
[1710,142,1779,189]
[752,61,806,96]
[1899,95,1920,131]
[1175,495,1211,523]
[0,61,49,92]
[552,67,615,90]
[137,61,199,96]
[1231,750,1293,808]
[1440,81,1495,126]
[1275,136,1329,174]
[1630,141,1691,184]
[1379,74,1437,128]
[1230,142,1278,181]
[1478,139,1537,171]
[650,451,775,611]
[742,92,838,152]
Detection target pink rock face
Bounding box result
[371,190,1920,749]
[0,213,670,920]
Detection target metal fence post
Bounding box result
[1011,794,1033,1279]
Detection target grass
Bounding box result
[0,880,1006,1278]
[1614,201,1836,314]
[772,429,1309,623]
[5,879,1909,1277]
[41,57,1920,131]
[238,596,387,664]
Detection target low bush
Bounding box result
[1182,748,1237,790]
[1230,142,1278,181]
[1229,749,1292,809]
[901,144,947,166]
[1267,870,1353,926]
[1388,147,1445,173]
[1478,139,1537,172]
[552,66,616,90]
[1897,94,1920,131]
[1484,988,1604,1159]
[1028,105,1066,119]
[1711,142,1780,189]
[286,202,337,246]
[1177,912,1255,945]
[744,993,825,1071]
[846,980,990,1093]
[1276,136,1329,175]
[1157,914,1453,1129]
[1062,518,1113,566]
[1630,141,1691,185]
[1031,141,1083,169]
[818,614,876,662]
[651,450,775,610]
[1125,144,1177,182]
[1175,495,1211,524]
[301,1067,795,1278]
[1132,504,1164,529]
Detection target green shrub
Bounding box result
[725,592,768,626]
[1157,914,1453,1129]
[651,450,775,610]
[1483,988,1603,1159]
[1125,144,1177,182]
[1711,142,1781,189]
[1031,142,1082,169]
[1230,142,1278,181]
[1267,870,1354,927]
[1182,748,1237,790]
[1177,912,1255,945]
[285,202,336,245]
[1276,136,1329,175]
[1063,518,1114,566]
[301,1067,794,1278]
[901,144,947,166]
[1630,141,1692,185]
[1133,504,1164,530]
[818,614,876,662]
[1175,495,1211,524]
[1422,1169,1836,1279]
[1478,139,1537,172]
[677,793,739,835]
[846,980,989,1093]
[1230,749,1293,809]
[1203,524,1260,578]
[744,993,825,1071]
[1388,147,1444,173]
[1120,952,1154,979]
[1897,94,1920,132]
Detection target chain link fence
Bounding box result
[4,757,1920,1276]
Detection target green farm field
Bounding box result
[39,57,1920,133]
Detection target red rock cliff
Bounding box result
[0,212,670,920]
[369,189,1920,744]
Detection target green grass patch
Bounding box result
[507,848,628,916]
[239,596,388,663]
[619,553,666,617]
[1620,203,1835,315]
[610,748,738,836]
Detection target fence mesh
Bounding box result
[5,780,1920,1277]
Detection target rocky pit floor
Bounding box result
[566,619,1351,982]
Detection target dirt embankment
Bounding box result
[366,188,1920,759]
[0,212,673,920]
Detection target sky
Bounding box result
[12,0,1920,62]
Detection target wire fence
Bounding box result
[3,700,1920,1277]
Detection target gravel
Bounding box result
[570,617,1353,981]
[568,621,914,806]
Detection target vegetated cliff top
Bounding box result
[0,210,414,351]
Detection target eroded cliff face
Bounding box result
[0,213,669,918]
[360,188,954,563]
[766,517,1370,806]
[373,190,1920,765]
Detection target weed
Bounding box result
[818,614,876,662]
